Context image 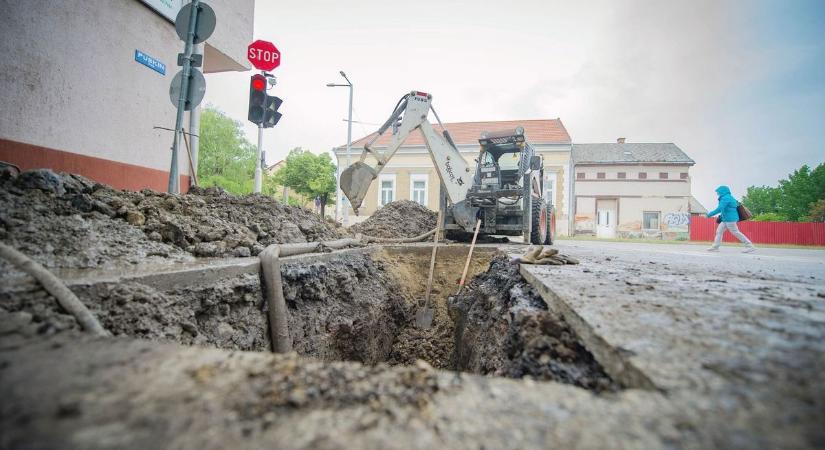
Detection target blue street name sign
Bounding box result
[134,50,166,75]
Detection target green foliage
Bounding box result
[741,185,780,216]
[272,148,337,214]
[751,212,789,222]
[197,107,259,195]
[741,162,825,222]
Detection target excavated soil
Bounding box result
[1,244,616,392]
[450,256,618,392]
[0,169,343,270]
[350,200,437,238]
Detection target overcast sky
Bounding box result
[202,0,825,209]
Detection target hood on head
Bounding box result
[715,185,731,197]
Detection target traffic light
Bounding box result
[248,74,283,128]
[263,95,283,128]
[248,74,267,125]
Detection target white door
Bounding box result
[596,199,617,238]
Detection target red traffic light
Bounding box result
[251,74,266,91]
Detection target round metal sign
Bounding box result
[169,69,206,111]
[175,2,216,44]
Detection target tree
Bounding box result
[741,162,824,222]
[198,106,258,195]
[741,186,781,216]
[777,164,824,221]
[272,148,337,216]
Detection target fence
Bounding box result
[690,216,825,245]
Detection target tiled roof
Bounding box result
[337,119,571,149]
[572,143,694,165]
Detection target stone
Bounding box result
[126,210,146,226]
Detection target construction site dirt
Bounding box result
[2,170,824,449]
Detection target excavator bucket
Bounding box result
[339,161,377,214]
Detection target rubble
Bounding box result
[0,169,344,269]
[351,200,436,238]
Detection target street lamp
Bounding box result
[327,71,353,226]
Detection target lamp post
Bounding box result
[327,71,353,226]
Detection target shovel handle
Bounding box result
[423,209,444,307]
[457,219,482,294]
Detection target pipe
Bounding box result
[259,238,364,353]
[358,228,436,244]
[0,242,108,337]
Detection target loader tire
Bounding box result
[530,197,547,245]
[545,206,555,245]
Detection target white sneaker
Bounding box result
[706,247,719,252]
[742,247,756,253]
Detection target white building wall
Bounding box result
[0,0,253,190]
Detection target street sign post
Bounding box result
[168,0,215,194]
[247,40,281,193]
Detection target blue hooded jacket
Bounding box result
[706,185,739,222]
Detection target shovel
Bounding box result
[416,209,444,328]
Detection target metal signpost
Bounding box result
[168,1,215,193]
[246,40,282,193]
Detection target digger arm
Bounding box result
[340,91,473,218]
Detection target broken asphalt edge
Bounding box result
[518,265,659,391]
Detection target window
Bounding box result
[617,172,626,179]
[577,172,585,179]
[638,172,647,179]
[659,172,669,179]
[544,172,557,206]
[379,174,396,206]
[597,172,605,179]
[409,174,428,207]
[643,212,660,230]
[680,172,689,180]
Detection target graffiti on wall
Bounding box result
[663,212,690,231]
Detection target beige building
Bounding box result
[0,0,254,192]
[572,141,705,240]
[334,119,574,236]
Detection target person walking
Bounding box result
[706,185,755,253]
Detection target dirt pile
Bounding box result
[351,200,436,238]
[449,255,617,392]
[0,169,343,269]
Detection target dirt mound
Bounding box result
[0,169,344,269]
[351,200,436,238]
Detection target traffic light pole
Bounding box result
[169,0,201,194]
[254,121,263,193]
[253,71,264,193]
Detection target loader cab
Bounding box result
[476,127,532,190]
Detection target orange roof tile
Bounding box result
[339,119,571,149]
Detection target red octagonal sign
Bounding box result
[247,40,280,71]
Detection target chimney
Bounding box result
[617,137,626,144]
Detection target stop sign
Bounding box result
[247,40,281,71]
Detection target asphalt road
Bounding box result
[514,237,825,447]
[553,239,825,283]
